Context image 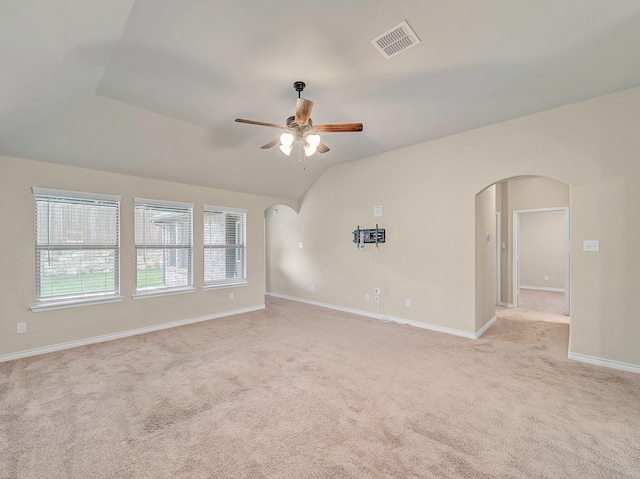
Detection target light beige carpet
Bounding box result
[498,290,569,326]
[1,297,639,478]
[518,288,568,318]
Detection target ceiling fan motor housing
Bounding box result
[286,116,315,141]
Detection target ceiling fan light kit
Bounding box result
[235,81,363,159]
[306,133,320,148]
[279,132,294,155]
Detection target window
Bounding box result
[33,188,121,310]
[204,206,247,288]
[135,198,193,296]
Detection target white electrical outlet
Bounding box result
[544,275,549,281]
[365,293,370,300]
[17,322,27,334]
[406,299,411,307]
[374,288,381,295]
[298,242,303,249]
[310,284,314,291]
[374,295,380,303]
[229,292,234,300]
[583,240,600,252]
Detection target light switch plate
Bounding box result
[583,240,600,252]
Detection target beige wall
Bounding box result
[267,154,479,335]
[0,156,295,358]
[496,182,509,303]
[475,185,496,331]
[267,86,640,368]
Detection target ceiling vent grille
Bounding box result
[371,20,421,59]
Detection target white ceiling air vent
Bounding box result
[371,20,421,59]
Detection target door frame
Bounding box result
[495,212,501,305]
[513,207,570,315]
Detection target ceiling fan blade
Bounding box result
[317,142,330,154]
[260,138,280,149]
[315,123,363,132]
[295,98,314,125]
[235,118,286,129]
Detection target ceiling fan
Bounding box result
[235,81,363,157]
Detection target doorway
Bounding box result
[513,207,570,316]
[489,176,570,320]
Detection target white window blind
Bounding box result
[33,188,120,305]
[204,206,247,287]
[135,198,193,293]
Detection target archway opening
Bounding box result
[476,176,570,335]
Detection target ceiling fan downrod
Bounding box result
[293,81,305,98]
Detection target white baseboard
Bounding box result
[520,286,565,292]
[267,292,486,339]
[475,316,496,339]
[0,305,265,363]
[498,302,513,308]
[568,352,640,374]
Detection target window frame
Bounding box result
[31,187,122,312]
[203,205,248,290]
[134,198,195,298]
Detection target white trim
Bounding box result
[204,205,247,214]
[475,316,497,339]
[32,187,121,202]
[267,293,479,339]
[134,197,194,208]
[568,352,640,374]
[133,287,196,299]
[203,281,248,291]
[520,285,565,292]
[513,210,520,308]
[495,212,501,305]
[564,207,570,315]
[511,206,567,214]
[0,305,265,363]
[498,302,513,308]
[31,295,124,312]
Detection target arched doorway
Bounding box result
[476,176,570,330]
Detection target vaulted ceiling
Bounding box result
[2,1,640,200]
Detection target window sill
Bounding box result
[133,287,196,300]
[203,281,248,291]
[31,296,124,313]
